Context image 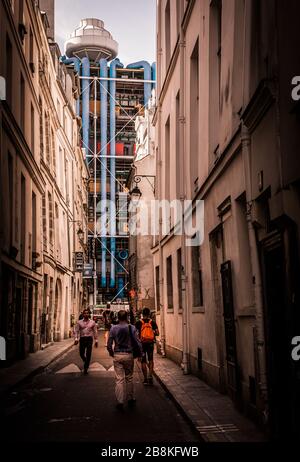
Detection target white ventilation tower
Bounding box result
[64,18,118,62]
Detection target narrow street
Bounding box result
[2,332,200,443]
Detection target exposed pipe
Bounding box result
[126,61,152,106]
[81,57,90,157]
[109,58,124,288]
[60,55,81,115]
[100,58,108,288]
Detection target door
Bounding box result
[261,231,299,438]
[220,260,240,401]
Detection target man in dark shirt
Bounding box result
[135,307,159,385]
[107,310,142,409]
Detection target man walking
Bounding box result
[107,310,142,410]
[136,307,159,385]
[74,308,98,374]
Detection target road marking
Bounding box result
[56,363,81,374]
[89,362,106,371]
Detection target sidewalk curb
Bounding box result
[153,366,209,442]
[1,341,75,397]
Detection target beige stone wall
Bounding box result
[155,0,300,427]
[0,0,87,359]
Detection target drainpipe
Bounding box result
[179,26,189,375]
[60,55,80,115]
[99,58,108,288]
[109,58,124,289]
[241,124,268,420]
[81,57,90,157]
[151,62,156,91]
[127,61,152,107]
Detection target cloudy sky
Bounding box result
[55,0,156,65]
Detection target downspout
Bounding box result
[151,62,156,91]
[109,58,124,289]
[179,25,189,375]
[81,57,90,158]
[100,58,108,288]
[60,55,80,115]
[127,61,152,107]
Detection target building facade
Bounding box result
[127,90,156,313]
[154,0,300,437]
[0,0,87,362]
[62,19,155,309]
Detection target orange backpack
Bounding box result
[140,319,155,343]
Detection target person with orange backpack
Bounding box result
[135,307,159,385]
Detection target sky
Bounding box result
[55,0,156,66]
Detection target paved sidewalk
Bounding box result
[154,353,267,442]
[0,339,74,396]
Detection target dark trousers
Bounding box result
[79,337,93,370]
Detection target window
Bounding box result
[48,192,54,255]
[20,73,25,131]
[165,116,170,200]
[176,0,181,36]
[31,103,35,154]
[190,38,199,193]
[176,91,181,198]
[29,27,34,70]
[8,152,13,246]
[42,193,47,251]
[192,244,204,308]
[6,34,12,105]
[32,192,36,258]
[177,248,183,311]
[166,255,173,310]
[51,129,56,174]
[209,0,222,161]
[65,156,69,203]
[165,0,171,69]
[45,112,50,164]
[155,266,160,313]
[21,174,26,263]
[39,99,44,159]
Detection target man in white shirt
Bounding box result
[74,309,98,374]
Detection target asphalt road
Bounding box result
[2,332,200,443]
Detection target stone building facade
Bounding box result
[154,0,300,437]
[0,0,88,362]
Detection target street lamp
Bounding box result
[129,174,155,205]
[77,227,84,242]
[129,184,142,205]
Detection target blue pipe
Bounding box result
[109,58,124,288]
[151,62,156,91]
[81,57,90,157]
[126,60,151,106]
[118,276,125,299]
[60,55,81,115]
[100,58,108,288]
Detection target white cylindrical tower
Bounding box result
[64,18,118,62]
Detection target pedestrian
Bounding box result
[74,308,98,374]
[103,307,112,346]
[107,309,142,410]
[135,307,159,385]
